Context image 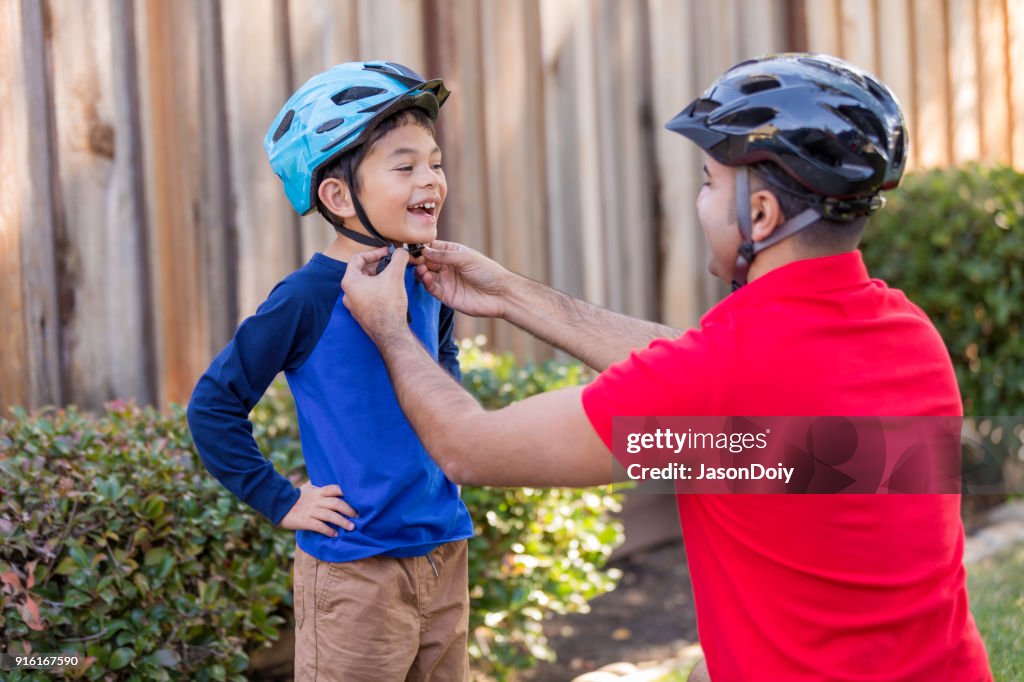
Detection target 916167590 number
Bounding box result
[1,653,80,670]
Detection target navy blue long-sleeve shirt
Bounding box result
[186,252,473,562]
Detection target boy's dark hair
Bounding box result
[749,162,868,253]
[313,107,436,231]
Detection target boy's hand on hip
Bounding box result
[280,482,359,537]
[342,246,410,341]
[415,240,509,319]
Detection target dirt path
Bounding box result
[519,540,698,682]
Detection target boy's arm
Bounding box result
[186,281,352,532]
[417,241,681,372]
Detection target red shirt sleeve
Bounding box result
[581,328,724,452]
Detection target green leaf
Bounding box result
[108,647,135,670]
[143,548,170,567]
[70,546,90,567]
[153,648,180,667]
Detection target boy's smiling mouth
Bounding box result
[408,201,438,219]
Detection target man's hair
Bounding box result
[313,107,436,231]
[748,162,868,253]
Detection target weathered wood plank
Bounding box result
[740,0,786,58]
[649,0,708,328]
[356,0,425,69]
[948,0,982,163]
[600,0,658,320]
[425,0,493,343]
[539,0,587,318]
[288,0,360,261]
[194,0,238,353]
[9,0,63,409]
[876,0,917,169]
[0,0,31,411]
[840,0,877,72]
[480,0,548,361]
[912,0,952,167]
[976,0,1011,163]
[1008,0,1024,167]
[134,0,215,408]
[47,0,151,408]
[593,0,626,314]
[221,0,299,320]
[803,0,843,55]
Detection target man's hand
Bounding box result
[341,246,410,341]
[415,240,510,319]
[279,481,359,537]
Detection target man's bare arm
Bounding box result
[503,271,681,371]
[418,241,680,372]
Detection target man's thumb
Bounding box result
[387,247,410,274]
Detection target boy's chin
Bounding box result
[398,226,438,245]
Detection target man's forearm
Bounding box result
[374,324,486,484]
[502,273,681,371]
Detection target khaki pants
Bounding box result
[293,540,470,682]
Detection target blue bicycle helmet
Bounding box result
[265,61,449,247]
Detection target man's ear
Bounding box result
[317,177,356,221]
[749,189,785,243]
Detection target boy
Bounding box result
[340,54,992,681]
[186,61,473,681]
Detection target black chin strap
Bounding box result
[731,166,820,291]
[335,168,426,274]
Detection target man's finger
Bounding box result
[348,246,390,273]
[359,245,392,263]
[428,239,458,251]
[423,245,466,264]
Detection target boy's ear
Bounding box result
[317,177,356,221]
[749,189,784,243]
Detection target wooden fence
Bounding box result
[2,0,1022,411]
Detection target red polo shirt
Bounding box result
[582,251,991,681]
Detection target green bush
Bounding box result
[0,339,622,680]
[862,164,1024,416]
[863,165,1024,493]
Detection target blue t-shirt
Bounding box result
[186,252,474,562]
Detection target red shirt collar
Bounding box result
[729,250,872,302]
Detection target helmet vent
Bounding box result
[739,76,780,94]
[315,117,346,134]
[272,109,295,143]
[332,86,387,105]
[714,107,775,129]
[835,105,886,146]
[804,136,849,168]
[692,98,720,114]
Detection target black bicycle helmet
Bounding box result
[666,53,907,287]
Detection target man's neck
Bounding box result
[746,241,854,283]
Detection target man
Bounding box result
[341,54,992,681]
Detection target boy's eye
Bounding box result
[395,165,413,172]
[432,163,443,170]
